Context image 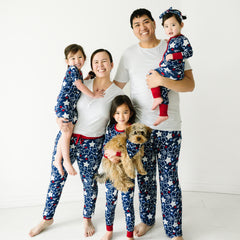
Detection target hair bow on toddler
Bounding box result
[159,7,183,20]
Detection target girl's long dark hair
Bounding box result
[109,95,136,125]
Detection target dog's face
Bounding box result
[125,123,152,144]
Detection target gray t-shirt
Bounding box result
[115,40,191,131]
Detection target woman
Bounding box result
[29,49,124,238]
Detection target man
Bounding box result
[113,8,194,240]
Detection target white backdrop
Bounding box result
[1,0,239,208]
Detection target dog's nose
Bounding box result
[137,137,141,141]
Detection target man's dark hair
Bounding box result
[130,8,155,28]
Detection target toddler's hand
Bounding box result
[166,54,173,61]
[105,149,121,163]
[93,89,105,98]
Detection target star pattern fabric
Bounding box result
[55,66,83,124]
[153,34,193,115]
[103,124,135,236]
[42,131,104,220]
[134,130,183,238]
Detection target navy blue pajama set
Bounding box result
[103,124,141,238]
[43,66,105,220]
[152,34,193,117]
[130,130,183,238]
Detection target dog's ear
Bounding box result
[125,125,132,139]
[146,126,152,139]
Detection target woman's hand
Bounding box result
[104,149,121,163]
[146,70,165,88]
[56,118,74,133]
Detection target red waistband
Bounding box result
[72,133,104,144]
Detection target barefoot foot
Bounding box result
[29,219,54,237]
[134,222,153,237]
[63,162,77,176]
[153,116,168,126]
[101,231,113,240]
[83,218,95,237]
[53,160,64,176]
[152,97,163,110]
[172,237,184,240]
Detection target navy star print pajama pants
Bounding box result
[136,130,182,238]
[42,131,104,220]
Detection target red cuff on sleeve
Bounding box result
[127,231,133,238]
[106,225,113,231]
[116,152,121,157]
[172,52,183,60]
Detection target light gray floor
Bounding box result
[1,191,240,240]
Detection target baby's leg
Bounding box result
[153,116,168,126]
[61,128,77,175]
[152,97,163,110]
[53,138,64,176]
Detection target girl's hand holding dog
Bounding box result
[104,149,121,163]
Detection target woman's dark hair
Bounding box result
[109,95,136,125]
[161,10,187,26]
[130,8,155,28]
[64,44,86,60]
[88,49,113,79]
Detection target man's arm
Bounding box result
[113,80,127,89]
[146,69,195,92]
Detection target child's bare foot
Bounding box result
[53,160,64,176]
[172,237,184,240]
[101,231,113,240]
[29,219,53,237]
[63,162,77,176]
[83,218,95,237]
[153,116,168,126]
[152,97,163,110]
[134,222,153,237]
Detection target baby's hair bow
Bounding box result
[159,7,185,20]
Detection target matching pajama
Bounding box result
[132,130,182,237]
[103,124,135,237]
[153,34,193,117]
[43,131,104,220]
[55,65,83,123]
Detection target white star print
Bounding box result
[173,222,178,228]
[147,213,153,219]
[167,133,172,140]
[169,42,176,48]
[146,195,151,200]
[165,157,171,164]
[48,192,53,197]
[142,156,148,162]
[163,219,168,225]
[84,162,89,167]
[129,192,134,198]
[51,176,55,181]
[144,176,149,181]
[171,201,176,207]
[183,39,189,46]
[91,194,96,199]
[162,197,166,203]
[89,142,95,148]
[168,180,173,186]
[62,113,69,119]
[63,100,69,106]
[156,131,161,137]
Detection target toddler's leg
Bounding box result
[53,138,64,176]
[61,127,77,176]
[151,87,163,110]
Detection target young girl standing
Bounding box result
[101,95,137,240]
[54,44,103,176]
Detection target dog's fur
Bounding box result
[95,123,152,192]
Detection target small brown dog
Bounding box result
[95,123,152,192]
